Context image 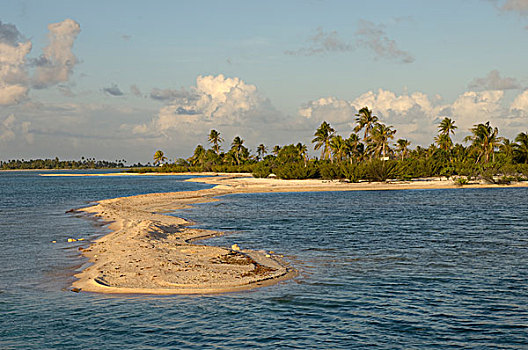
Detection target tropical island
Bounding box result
[138,107,528,186]
[54,106,528,295]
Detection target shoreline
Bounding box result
[71,174,528,295]
[71,179,298,295]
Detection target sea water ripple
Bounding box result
[1,172,527,349]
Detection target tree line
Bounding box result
[1,157,128,170]
[142,106,528,183]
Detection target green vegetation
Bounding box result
[153,150,167,166]
[0,157,127,170]
[133,107,528,183]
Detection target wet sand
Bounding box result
[70,174,528,294]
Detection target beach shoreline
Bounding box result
[70,173,528,295]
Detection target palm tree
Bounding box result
[514,132,528,163]
[153,150,167,166]
[296,142,309,166]
[369,123,396,159]
[435,117,457,152]
[312,121,335,161]
[189,145,206,166]
[231,136,245,165]
[329,135,348,162]
[500,138,515,161]
[272,145,281,156]
[464,121,501,163]
[256,144,267,161]
[354,107,379,141]
[395,139,411,161]
[434,133,453,152]
[346,133,364,163]
[438,117,457,136]
[208,129,223,155]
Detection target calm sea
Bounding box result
[1,171,527,349]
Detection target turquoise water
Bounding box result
[1,172,527,349]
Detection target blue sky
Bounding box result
[1,0,528,162]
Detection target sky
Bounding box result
[1,0,528,163]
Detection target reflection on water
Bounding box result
[1,172,527,349]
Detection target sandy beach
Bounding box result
[69,174,528,294]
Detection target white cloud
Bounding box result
[32,19,81,89]
[450,90,505,131]
[300,89,444,144]
[0,83,29,105]
[0,22,32,105]
[298,88,528,145]
[0,113,33,143]
[299,97,356,126]
[511,89,528,113]
[131,74,278,137]
[0,19,81,105]
[0,114,16,141]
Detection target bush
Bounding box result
[496,176,513,185]
[454,177,469,186]
[363,160,398,182]
[252,162,272,178]
[518,164,528,180]
[339,162,362,182]
[319,162,342,180]
[480,168,497,184]
[274,162,318,179]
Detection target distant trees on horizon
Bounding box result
[4,104,527,180]
[0,157,129,170]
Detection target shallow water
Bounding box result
[1,172,527,349]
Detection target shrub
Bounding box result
[274,162,318,179]
[318,162,342,180]
[252,162,272,178]
[496,176,513,185]
[339,162,362,182]
[363,160,398,182]
[454,177,469,186]
[480,168,497,184]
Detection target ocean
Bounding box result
[1,171,527,349]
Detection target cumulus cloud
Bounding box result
[0,21,32,105]
[299,90,444,144]
[299,97,356,127]
[298,87,528,145]
[511,89,528,113]
[130,74,278,137]
[285,27,354,56]
[449,90,505,130]
[0,114,16,141]
[352,90,445,144]
[103,83,124,96]
[468,70,522,90]
[32,19,80,89]
[0,113,33,143]
[355,20,414,63]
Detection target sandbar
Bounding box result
[70,174,528,295]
